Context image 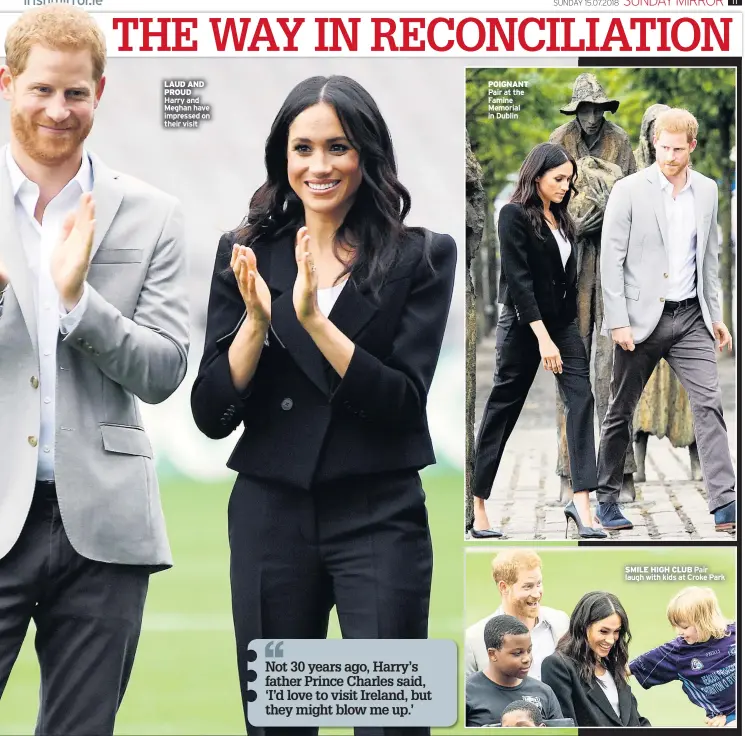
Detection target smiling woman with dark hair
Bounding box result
[541,591,651,728]
[191,75,456,736]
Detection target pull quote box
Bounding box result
[245,639,457,727]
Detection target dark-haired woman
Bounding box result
[470,143,605,539]
[541,592,651,727]
[191,75,456,736]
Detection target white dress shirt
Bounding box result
[596,668,621,716]
[658,165,697,301]
[5,146,93,480]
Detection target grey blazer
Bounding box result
[600,163,722,343]
[0,151,189,568]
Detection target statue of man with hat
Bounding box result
[550,72,636,176]
[549,73,637,501]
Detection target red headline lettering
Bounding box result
[110,16,732,54]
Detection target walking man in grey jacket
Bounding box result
[595,108,735,533]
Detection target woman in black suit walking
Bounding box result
[191,75,456,736]
[541,591,651,727]
[471,143,605,539]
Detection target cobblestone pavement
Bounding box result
[471,335,738,542]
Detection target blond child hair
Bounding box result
[667,587,729,641]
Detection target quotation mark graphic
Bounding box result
[265,641,285,658]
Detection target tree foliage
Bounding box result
[467,66,738,334]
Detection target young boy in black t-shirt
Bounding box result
[466,615,564,727]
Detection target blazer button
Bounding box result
[28,436,38,447]
[281,398,293,411]
[30,376,39,389]
[664,273,669,278]
[659,297,665,302]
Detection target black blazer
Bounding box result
[541,652,651,728]
[191,229,457,490]
[497,203,577,328]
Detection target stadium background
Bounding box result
[0,57,466,734]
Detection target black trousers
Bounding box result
[473,307,598,498]
[229,470,433,736]
[0,482,149,735]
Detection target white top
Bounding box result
[657,165,697,301]
[6,146,93,481]
[550,227,572,269]
[596,669,621,717]
[316,279,347,318]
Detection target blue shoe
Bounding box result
[594,502,634,530]
[713,501,736,533]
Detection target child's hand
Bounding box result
[705,714,727,728]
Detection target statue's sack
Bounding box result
[568,155,624,221]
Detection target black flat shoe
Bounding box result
[564,501,608,539]
[470,527,504,539]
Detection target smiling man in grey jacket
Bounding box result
[595,108,735,534]
[465,549,569,680]
[0,7,188,734]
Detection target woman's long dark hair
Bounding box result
[234,75,413,294]
[510,143,578,242]
[556,591,631,688]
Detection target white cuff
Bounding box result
[59,283,90,335]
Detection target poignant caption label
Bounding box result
[245,639,457,727]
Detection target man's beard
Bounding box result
[512,598,540,618]
[662,156,688,176]
[11,108,91,166]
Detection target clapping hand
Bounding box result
[231,244,271,326]
[51,192,96,311]
[293,226,319,326]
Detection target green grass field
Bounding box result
[1,478,736,735]
[0,470,465,735]
[466,546,737,730]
